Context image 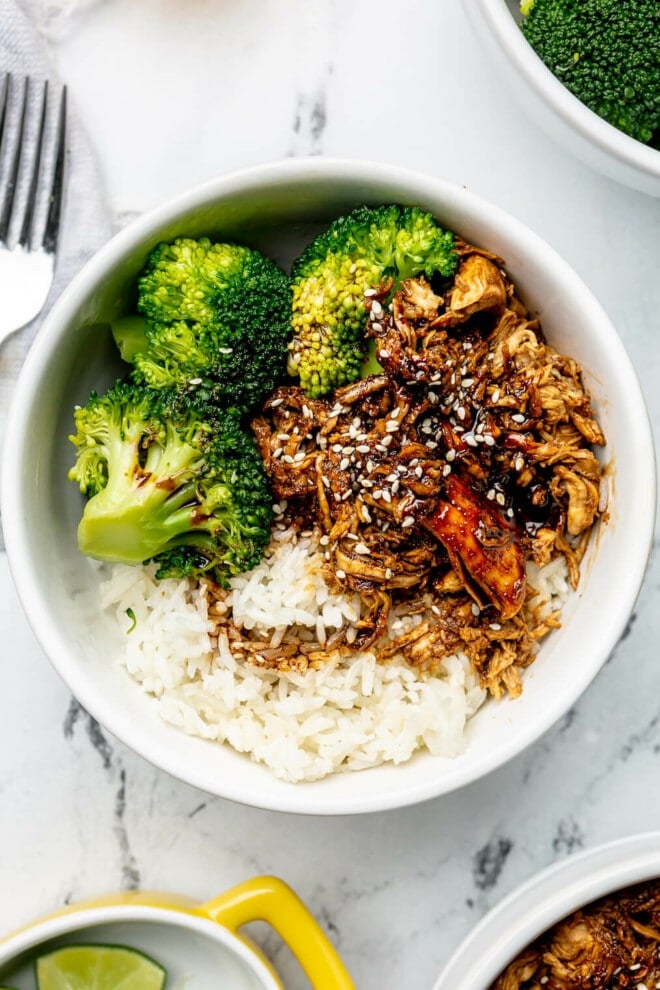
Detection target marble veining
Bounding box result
[1,2,659,988]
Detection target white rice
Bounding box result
[99,534,569,782]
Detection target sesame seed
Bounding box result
[188,377,203,385]
[428,391,438,403]
[355,543,370,555]
[381,435,393,447]
[512,413,526,424]
[372,300,383,316]
[322,476,330,489]
[385,421,399,433]
[443,464,452,477]
[391,479,400,493]
[446,448,456,462]
[346,532,358,541]
[415,466,423,478]
[431,605,441,616]
[471,603,480,616]
[302,404,312,419]
[401,517,414,528]
[515,456,524,471]
[490,623,501,630]
[273,447,283,458]
[379,348,390,358]
[465,435,478,447]
[487,489,496,500]
[457,406,466,420]
[492,390,500,403]
[362,507,372,523]
[294,451,305,463]
[496,493,506,506]
[382,489,392,503]
[484,434,496,446]
[364,287,377,297]
[356,444,370,454]
[385,568,393,580]
[372,490,382,500]
[339,457,350,471]
[336,569,346,579]
[342,490,351,500]
[461,378,474,387]
[343,445,355,455]
[372,322,383,333]
[507,508,514,518]
[270,397,283,407]
[426,440,438,449]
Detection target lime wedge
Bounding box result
[36,945,166,990]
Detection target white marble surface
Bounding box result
[1,1,660,988]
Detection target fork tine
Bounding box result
[18,80,49,250]
[0,75,29,245]
[0,74,10,159]
[42,85,66,256]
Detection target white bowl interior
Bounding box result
[433,832,660,989]
[466,0,660,196]
[1,160,655,814]
[0,907,276,990]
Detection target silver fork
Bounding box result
[0,73,66,343]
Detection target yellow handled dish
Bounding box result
[0,875,354,989]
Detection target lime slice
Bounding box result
[36,945,166,990]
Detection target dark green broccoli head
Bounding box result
[68,380,273,584]
[288,205,458,398]
[521,0,660,146]
[134,238,291,408]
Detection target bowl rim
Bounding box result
[0,903,279,988]
[0,156,656,814]
[432,831,660,989]
[469,0,660,183]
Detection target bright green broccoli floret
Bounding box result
[288,205,458,398]
[521,0,660,146]
[68,381,273,584]
[133,238,291,408]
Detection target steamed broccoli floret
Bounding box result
[521,0,660,146]
[288,205,458,398]
[133,238,291,408]
[68,381,273,583]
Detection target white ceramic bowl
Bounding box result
[466,1,660,197]
[1,158,655,814]
[433,832,660,989]
[0,876,354,989]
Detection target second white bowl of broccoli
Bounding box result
[466,0,660,197]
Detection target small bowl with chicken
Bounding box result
[0,158,655,814]
[433,832,660,989]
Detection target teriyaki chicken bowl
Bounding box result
[1,160,654,814]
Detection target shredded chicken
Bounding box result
[492,881,660,989]
[220,241,606,696]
